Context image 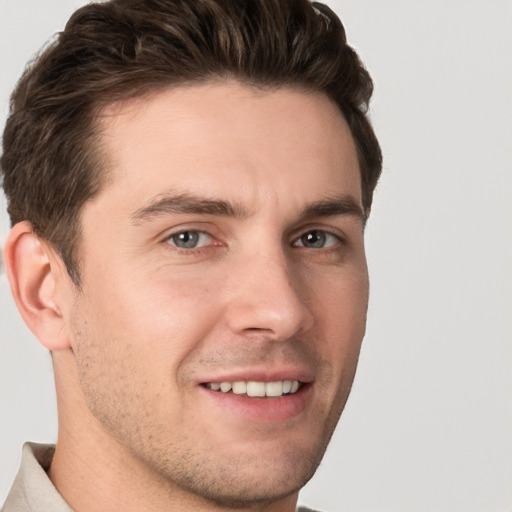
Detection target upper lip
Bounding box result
[196,367,314,385]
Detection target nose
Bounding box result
[225,250,315,340]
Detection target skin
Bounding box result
[5,81,369,512]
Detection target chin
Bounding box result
[150,432,330,509]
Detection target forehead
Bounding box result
[92,81,361,213]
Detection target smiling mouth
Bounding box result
[202,380,302,398]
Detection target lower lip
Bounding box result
[199,384,312,422]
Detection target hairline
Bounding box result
[63,77,370,286]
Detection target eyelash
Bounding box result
[163,228,345,253]
[292,230,342,249]
[163,230,219,255]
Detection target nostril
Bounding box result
[224,266,314,339]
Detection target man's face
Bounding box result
[65,81,368,506]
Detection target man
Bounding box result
[1,0,382,510]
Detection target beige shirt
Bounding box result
[2,443,72,512]
[3,443,320,512]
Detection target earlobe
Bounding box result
[3,221,72,351]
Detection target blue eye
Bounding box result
[167,231,211,249]
[294,230,339,248]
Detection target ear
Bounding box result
[3,221,72,351]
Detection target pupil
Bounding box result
[175,231,198,248]
[303,231,325,248]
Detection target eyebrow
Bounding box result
[130,193,249,224]
[130,192,364,225]
[300,195,365,222]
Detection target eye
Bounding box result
[166,230,212,249]
[293,230,340,249]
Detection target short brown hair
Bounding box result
[1,0,382,285]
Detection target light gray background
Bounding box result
[1,1,511,511]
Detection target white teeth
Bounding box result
[282,380,292,394]
[220,382,232,392]
[265,381,283,397]
[247,381,265,397]
[206,380,301,397]
[232,381,247,394]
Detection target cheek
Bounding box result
[313,260,369,319]
[310,266,369,369]
[74,267,226,377]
